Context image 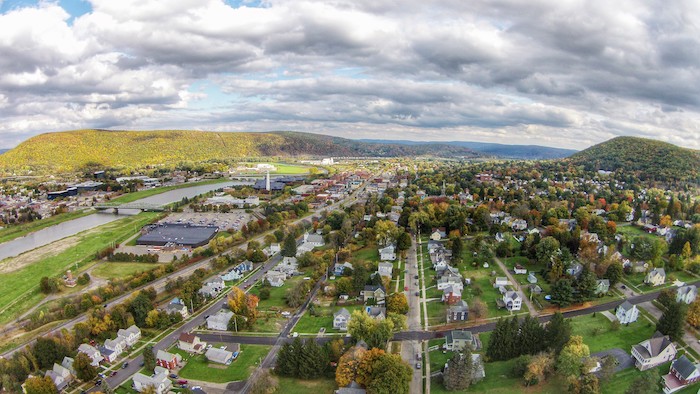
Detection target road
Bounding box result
[400,235,423,393]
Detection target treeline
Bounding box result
[108,252,159,263]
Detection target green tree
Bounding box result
[519,315,545,355]
[604,263,623,286]
[625,368,660,394]
[128,291,154,327]
[598,355,619,382]
[578,373,600,394]
[73,352,97,382]
[364,353,412,394]
[397,231,412,253]
[443,349,474,391]
[32,338,68,370]
[281,233,297,257]
[23,376,58,394]
[545,312,571,354]
[275,342,295,376]
[557,336,589,377]
[450,237,463,264]
[576,267,597,301]
[550,279,575,307]
[657,301,686,341]
[536,237,561,265]
[143,345,156,371]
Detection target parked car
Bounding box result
[121,362,129,369]
[169,374,178,379]
[415,363,421,369]
[292,332,299,338]
[414,275,419,279]
[95,379,102,386]
[415,292,420,296]
[177,380,188,385]
[110,371,117,377]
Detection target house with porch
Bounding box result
[45,363,72,392]
[178,332,206,353]
[595,279,610,295]
[442,286,462,305]
[207,309,234,331]
[362,285,386,304]
[77,344,102,367]
[632,332,677,371]
[117,325,141,347]
[645,268,666,286]
[446,301,469,323]
[155,350,182,370]
[379,245,396,261]
[377,262,393,278]
[133,369,171,394]
[498,291,522,311]
[444,330,480,351]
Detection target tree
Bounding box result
[356,348,385,386]
[550,279,575,307]
[298,339,328,379]
[604,263,623,286]
[687,298,700,328]
[470,299,488,319]
[536,237,561,265]
[519,315,545,355]
[386,293,409,315]
[625,369,660,394]
[657,301,686,341]
[576,267,597,301]
[598,355,619,382]
[251,369,278,394]
[143,345,156,371]
[23,376,58,394]
[545,312,571,354]
[281,233,297,257]
[578,373,600,394]
[39,277,59,294]
[557,336,589,377]
[73,352,97,382]
[374,220,400,247]
[33,337,68,369]
[523,352,554,386]
[259,288,270,300]
[450,237,463,264]
[397,231,412,253]
[335,346,367,387]
[128,291,154,327]
[443,349,474,391]
[275,342,296,376]
[364,353,412,394]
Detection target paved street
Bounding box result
[401,236,424,393]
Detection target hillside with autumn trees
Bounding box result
[568,136,700,182]
[0,129,482,174]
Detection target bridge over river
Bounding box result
[93,202,166,212]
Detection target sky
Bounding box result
[1,0,700,150]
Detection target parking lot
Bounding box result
[160,211,254,232]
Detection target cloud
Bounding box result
[0,0,700,150]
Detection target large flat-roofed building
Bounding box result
[136,223,218,248]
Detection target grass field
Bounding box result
[352,246,380,263]
[293,304,364,333]
[91,261,162,280]
[109,179,229,204]
[176,344,271,383]
[570,312,656,353]
[0,209,93,244]
[275,377,337,394]
[0,212,160,324]
[271,163,314,174]
[249,276,306,311]
[616,224,658,241]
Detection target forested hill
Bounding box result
[568,136,700,182]
[0,130,482,174]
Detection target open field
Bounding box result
[275,377,337,394]
[0,209,93,244]
[0,212,161,324]
[570,312,655,353]
[91,261,162,280]
[294,304,364,334]
[175,344,271,383]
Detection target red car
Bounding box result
[404,286,409,291]
[110,371,117,377]
[177,380,188,385]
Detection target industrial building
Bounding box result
[136,223,218,248]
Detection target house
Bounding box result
[77,344,102,367]
[178,332,206,353]
[377,262,393,278]
[61,357,75,376]
[155,350,182,370]
[334,308,351,330]
[430,228,446,240]
[45,363,72,392]
[500,291,522,311]
[527,272,538,284]
[117,325,141,347]
[162,298,189,318]
[133,370,171,394]
[437,275,464,291]
[442,286,462,305]
[662,355,700,393]
[645,268,666,286]
[379,245,396,261]
[514,265,527,275]
[98,345,117,363]
[616,301,639,324]
[366,306,386,320]
[632,332,677,371]
[221,269,242,281]
[264,270,286,287]
[510,219,527,231]
[446,301,469,323]
[493,277,509,288]
[303,232,325,247]
[206,345,238,365]
[333,262,354,276]
[279,256,299,276]
[595,279,610,295]
[199,277,225,298]
[207,309,234,331]
[269,243,281,254]
[103,336,126,360]
[566,262,583,278]
[362,285,386,304]
[444,330,480,351]
[676,285,697,305]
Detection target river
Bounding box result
[0,180,253,261]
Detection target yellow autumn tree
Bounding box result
[356,348,385,386]
[336,346,367,387]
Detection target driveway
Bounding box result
[592,348,634,372]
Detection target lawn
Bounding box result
[351,246,380,263]
[176,344,272,383]
[0,209,93,244]
[91,261,162,280]
[271,163,314,175]
[624,270,697,293]
[616,224,658,241]
[293,305,364,333]
[0,212,161,324]
[249,276,306,311]
[275,377,337,394]
[570,312,656,353]
[426,300,448,326]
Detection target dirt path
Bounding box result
[493,256,538,317]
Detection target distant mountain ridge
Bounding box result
[568,136,700,182]
[0,129,483,174]
[359,139,577,159]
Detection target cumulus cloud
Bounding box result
[1,0,700,150]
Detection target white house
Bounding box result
[133,370,171,394]
[333,308,351,330]
[645,268,666,286]
[676,285,697,305]
[616,301,639,324]
[493,277,509,288]
[162,298,189,318]
[178,332,206,353]
[303,232,325,247]
[514,265,527,275]
[206,346,236,365]
[278,257,299,276]
[45,363,72,392]
[264,270,286,287]
[379,245,397,261]
[221,269,242,281]
[501,291,522,311]
[437,275,463,291]
[207,309,234,331]
[269,243,281,254]
[77,344,102,367]
[632,332,677,371]
[377,262,393,278]
[117,325,141,347]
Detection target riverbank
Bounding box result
[0,209,93,244]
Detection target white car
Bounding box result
[292,332,299,338]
